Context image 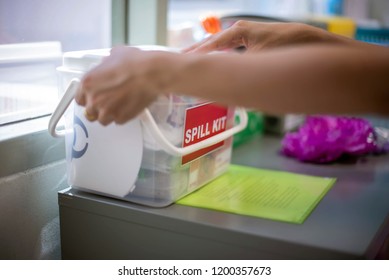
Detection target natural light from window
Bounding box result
[0,0,111,125]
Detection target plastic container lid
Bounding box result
[0,41,62,63]
[60,45,176,73]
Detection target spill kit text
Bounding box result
[184,116,227,144]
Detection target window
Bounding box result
[0,0,112,125]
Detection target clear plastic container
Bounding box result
[49,46,247,207]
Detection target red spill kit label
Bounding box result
[182,102,228,164]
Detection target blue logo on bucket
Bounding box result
[72,115,88,159]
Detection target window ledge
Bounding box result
[0,116,65,177]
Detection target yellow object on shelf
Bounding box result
[312,16,356,38]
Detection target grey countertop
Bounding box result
[59,134,389,259]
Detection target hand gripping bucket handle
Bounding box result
[48,78,248,156]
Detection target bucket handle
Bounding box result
[48,78,80,138]
[139,108,247,156]
[48,79,248,156]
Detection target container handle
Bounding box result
[49,79,248,156]
[139,106,248,156]
[48,78,80,138]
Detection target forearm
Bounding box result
[166,45,389,116]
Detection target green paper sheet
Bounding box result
[176,164,336,224]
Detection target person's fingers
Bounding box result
[80,78,156,126]
[75,78,96,122]
[80,47,140,95]
[84,108,98,122]
[113,95,151,124]
[84,95,99,122]
[81,63,119,95]
[186,34,228,53]
[92,86,129,125]
[182,36,213,53]
[185,29,245,54]
[101,79,157,125]
[75,82,86,106]
[97,109,114,126]
[76,47,136,121]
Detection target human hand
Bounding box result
[183,20,339,54]
[75,46,171,125]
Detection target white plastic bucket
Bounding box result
[49,46,248,207]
